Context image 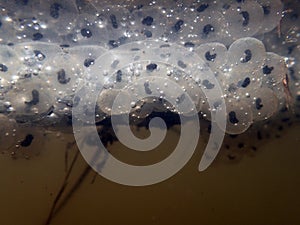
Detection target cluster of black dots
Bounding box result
[0,0,299,155]
[0,37,290,136]
[0,0,283,47]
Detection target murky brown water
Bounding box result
[0,121,299,225]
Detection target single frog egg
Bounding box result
[64,13,109,47]
[67,45,107,71]
[5,78,54,122]
[12,12,58,43]
[14,42,63,70]
[130,6,167,41]
[257,0,283,34]
[188,9,228,45]
[261,52,288,110]
[223,98,253,135]
[222,69,263,99]
[195,42,228,71]
[98,6,133,48]
[227,37,266,73]
[220,0,264,40]
[41,53,83,98]
[38,0,79,35]
[247,87,279,121]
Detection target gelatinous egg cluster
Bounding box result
[196,37,289,134]
[0,0,298,150]
[0,0,284,47]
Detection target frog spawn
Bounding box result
[83,40,218,120]
[0,0,296,159]
[0,38,290,137]
[0,0,284,47]
[195,37,288,134]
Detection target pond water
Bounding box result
[0,0,300,224]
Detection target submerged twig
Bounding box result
[64,141,76,173]
[45,148,80,225]
[51,165,92,218]
[90,171,98,184]
[44,125,112,224]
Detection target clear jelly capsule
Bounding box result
[257,0,283,34]
[187,9,228,45]
[222,69,262,98]
[75,0,98,14]
[12,11,59,43]
[227,37,266,73]
[14,42,63,70]
[260,52,288,109]
[64,13,108,47]
[188,0,219,13]
[220,0,264,40]
[129,6,167,41]
[86,0,124,11]
[199,95,225,122]
[88,40,217,117]
[0,0,39,15]
[67,45,107,71]
[5,78,54,122]
[163,6,191,43]
[38,0,79,35]
[248,87,279,121]
[222,98,253,135]
[41,52,83,97]
[97,6,133,48]
[195,42,228,71]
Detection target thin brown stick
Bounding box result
[51,165,92,218]
[90,171,98,184]
[45,149,80,225]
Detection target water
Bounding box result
[0,0,300,224]
[0,123,300,225]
